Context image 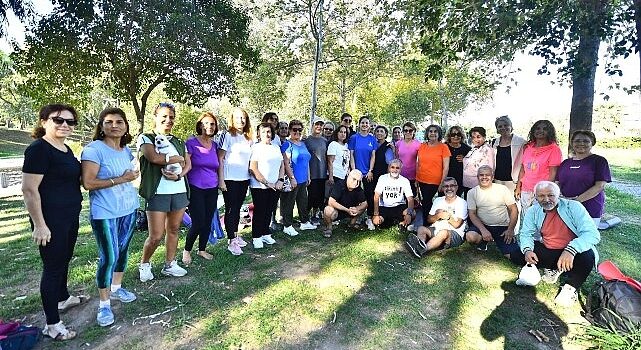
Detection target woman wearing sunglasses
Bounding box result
[280,120,316,236]
[349,115,377,230]
[446,126,471,197]
[81,108,139,327]
[23,104,83,340]
[396,122,421,196]
[137,102,191,281]
[488,115,526,193]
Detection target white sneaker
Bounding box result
[300,222,317,230]
[161,260,187,277]
[542,268,562,284]
[283,225,299,236]
[554,284,577,307]
[366,218,375,231]
[234,236,248,247]
[261,235,276,245]
[139,262,154,282]
[406,224,416,232]
[253,238,264,249]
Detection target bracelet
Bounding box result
[109,178,115,186]
[278,178,284,181]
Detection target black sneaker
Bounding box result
[406,233,427,258]
[477,241,488,251]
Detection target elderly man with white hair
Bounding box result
[372,159,416,229]
[511,180,600,307]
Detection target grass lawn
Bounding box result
[0,128,32,158]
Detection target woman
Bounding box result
[218,107,253,255]
[281,119,316,236]
[305,117,329,224]
[137,102,191,281]
[396,122,421,196]
[81,107,139,327]
[557,130,611,225]
[462,127,495,196]
[261,112,280,146]
[446,126,471,197]
[327,125,351,188]
[348,116,377,230]
[249,123,285,248]
[515,120,562,217]
[392,126,402,144]
[23,104,83,340]
[323,121,335,140]
[416,124,451,226]
[372,125,394,182]
[489,115,526,193]
[182,112,220,265]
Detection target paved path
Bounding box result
[609,178,641,199]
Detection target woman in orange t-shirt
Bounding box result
[416,124,451,226]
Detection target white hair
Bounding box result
[477,165,494,175]
[534,181,561,198]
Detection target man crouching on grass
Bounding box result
[372,159,416,229]
[405,177,467,257]
[322,169,367,238]
[510,181,600,307]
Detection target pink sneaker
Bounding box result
[234,236,248,247]
[227,241,243,256]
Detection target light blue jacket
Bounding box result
[519,198,600,265]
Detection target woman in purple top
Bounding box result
[556,130,611,226]
[182,112,220,265]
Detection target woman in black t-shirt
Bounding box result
[446,126,471,197]
[22,104,83,341]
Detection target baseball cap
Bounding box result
[312,116,324,125]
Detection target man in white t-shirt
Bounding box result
[372,159,415,228]
[405,177,467,258]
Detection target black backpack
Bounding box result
[0,321,40,350]
[135,209,148,232]
[582,280,641,333]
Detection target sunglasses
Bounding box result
[291,128,303,132]
[158,102,175,108]
[403,129,414,133]
[343,119,352,122]
[390,166,401,169]
[50,116,78,126]
[450,133,462,137]
[324,128,334,131]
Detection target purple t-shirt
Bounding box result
[556,154,611,218]
[185,137,219,189]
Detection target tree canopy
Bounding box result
[12,0,259,133]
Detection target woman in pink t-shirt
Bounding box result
[515,120,562,218]
[395,122,421,196]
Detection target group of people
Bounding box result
[22,103,610,340]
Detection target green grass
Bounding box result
[0,128,32,158]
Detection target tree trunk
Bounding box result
[635,0,641,90]
[132,96,145,135]
[568,0,603,152]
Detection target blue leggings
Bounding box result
[91,212,136,289]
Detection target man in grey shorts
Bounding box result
[405,177,468,257]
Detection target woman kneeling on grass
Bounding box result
[249,123,285,248]
[81,107,140,327]
[23,104,83,340]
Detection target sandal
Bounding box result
[182,250,192,266]
[43,321,77,341]
[323,229,332,238]
[197,251,213,260]
[58,295,89,311]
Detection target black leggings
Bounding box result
[364,176,377,216]
[36,207,80,325]
[250,188,280,238]
[222,180,249,239]
[307,178,327,211]
[510,241,595,289]
[418,182,439,225]
[185,185,219,252]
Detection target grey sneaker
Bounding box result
[161,260,187,277]
[139,262,154,282]
[110,288,137,303]
[542,269,562,284]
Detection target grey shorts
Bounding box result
[428,226,464,250]
[146,193,189,212]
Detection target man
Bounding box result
[405,177,467,258]
[465,165,520,258]
[340,112,356,138]
[511,181,600,307]
[305,116,329,225]
[323,169,367,238]
[323,121,335,140]
[372,159,415,229]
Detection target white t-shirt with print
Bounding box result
[429,196,468,238]
[374,173,413,207]
[327,141,350,180]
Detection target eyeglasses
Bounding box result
[291,128,303,132]
[572,139,591,143]
[450,133,462,137]
[443,184,458,188]
[50,117,78,126]
[343,119,352,122]
[324,128,334,131]
[403,129,414,133]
